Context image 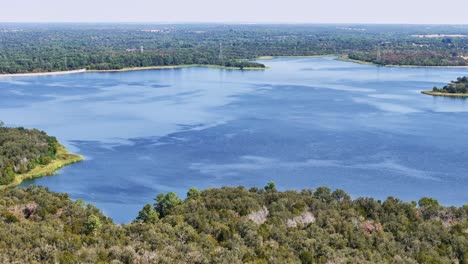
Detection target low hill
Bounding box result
[0,184,466,263]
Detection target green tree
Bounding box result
[314,187,332,203]
[299,250,314,264]
[332,189,351,203]
[134,204,158,224]
[418,197,440,220]
[418,197,440,208]
[187,187,201,200]
[264,182,277,192]
[84,214,102,234]
[154,192,182,217]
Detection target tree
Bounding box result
[154,192,182,217]
[299,250,314,264]
[314,187,332,203]
[187,187,201,200]
[134,204,158,224]
[418,197,439,208]
[332,189,351,202]
[418,197,440,220]
[264,182,277,192]
[84,214,102,234]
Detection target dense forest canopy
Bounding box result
[433,76,468,94]
[0,123,59,185]
[0,184,466,263]
[0,24,468,73]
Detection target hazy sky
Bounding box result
[2,0,468,24]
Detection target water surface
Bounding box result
[1,57,467,223]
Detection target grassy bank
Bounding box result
[421,90,468,97]
[0,145,83,189]
[336,55,380,65]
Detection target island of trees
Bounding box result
[0,183,465,263]
[1,24,468,74]
[0,122,82,186]
[422,76,468,97]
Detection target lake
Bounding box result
[1,57,467,223]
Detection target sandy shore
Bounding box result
[0,65,265,78]
[0,69,87,78]
[256,55,338,60]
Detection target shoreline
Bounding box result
[1,57,468,78]
[0,145,84,189]
[256,55,338,60]
[421,90,468,97]
[338,55,468,68]
[336,55,377,65]
[0,69,87,78]
[88,64,266,73]
[0,65,265,78]
[258,55,468,68]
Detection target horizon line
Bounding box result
[1,21,468,26]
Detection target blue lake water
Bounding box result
[1,57,468,223]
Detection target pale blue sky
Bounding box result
[2,0,468,24]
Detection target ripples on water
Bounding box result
[1,57,467,223]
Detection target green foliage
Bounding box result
[299,250,314,264]
[264,181,277,192]
[432,76,468,94]
[187,187,201,200]
[314,186,332,203]
[1,24,467,74]
[0,185,465,263]
[419,197,440,207]
[154,192,182,217]
[0,125,59,184]
[134,204,158,224]
[84,214,102,234]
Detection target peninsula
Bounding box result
[0,123,83,188]
[422,76,468,97]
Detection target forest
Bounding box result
[432,76,468,94]
[0,123,59,185]
[0,183,465,263]
[0,24,468,73]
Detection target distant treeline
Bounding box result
[0,24,468,73]
[0,123,59,184]
[0,183,466,263]
[433,76,468,94]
